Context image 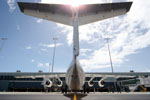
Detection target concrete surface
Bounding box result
[0,92,150,100]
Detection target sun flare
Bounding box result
[68,1,81,7]
[41,0,89,7]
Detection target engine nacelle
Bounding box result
[56,78,63,87]
[98,79,105,87]
[88,77,94,87]
[43,79,53,88]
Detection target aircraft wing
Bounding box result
[14,72,146,79]
[18,2,132,26]
[15,73,65,79]
[84,72,145,81]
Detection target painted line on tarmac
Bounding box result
[73,93,77,100]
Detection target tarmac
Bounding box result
[0,92,150,100]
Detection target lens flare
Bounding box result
[69,1,80,7]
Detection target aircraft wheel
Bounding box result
[62,89,64,93]
[65,89,67,94]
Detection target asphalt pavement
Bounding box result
[0,92,150,100]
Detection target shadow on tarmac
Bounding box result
[64,93,87,100]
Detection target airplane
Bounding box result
[17,1,133,93]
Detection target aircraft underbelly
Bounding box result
[70,75,81,90]
[66,59,85,90]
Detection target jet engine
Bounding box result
[88,77,94,87]
[55,78,63,87]
[43,79,53,88]
[98,79,105,87]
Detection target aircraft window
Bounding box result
[0,76,14,80]
[93,77,97,81]
[60,77,65,81]
[145,75,148,78]
[4,76,8,80]
[0,76,4,80]
[85,77,91,81]
[8,76,11,80]
[9,76,12,80]
[96,77,101,81]
[36,78,42,81]
[4,76,6,80]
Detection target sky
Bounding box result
[0,0,150,72]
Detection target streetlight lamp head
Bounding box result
[1,38,7,40]
[53,38,58,40]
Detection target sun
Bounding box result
[67,0,81,7]
[41,0,89,7]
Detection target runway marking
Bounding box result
[73,93,77,100]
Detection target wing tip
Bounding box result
[17,2,25,13]
[126,2,133,12]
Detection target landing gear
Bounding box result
[83,84,90,94]
[65,88,67,93]
[62,85,68,94]
[84,88,89,93]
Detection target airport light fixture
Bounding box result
[49,63,51,72]
[1,38,7,40]
[105,38,118,91]
[106,38,114,73]
[51,38,58,73]
[0,38,7,52]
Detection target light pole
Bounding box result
[51,38,58,73]
[0,38,7,52]
[49,63,51,72]
[105,38,117,92]
[106,38,114,73]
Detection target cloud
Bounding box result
[31,59,35,62]
[79,0,150,71]
[7,0,16,12]
[16,24,20,30]
[40,0,150,71]
[40,48,48,52]
[56,0,150,71]
[80,48,91,53]
[56,24,72,45]
[80,48,91,56]
[25,45,32,50]
[40,0,133,46]
[38,63,44,67]
[40,43,63,48]
[36,19,43,23]
[38,62,50,71]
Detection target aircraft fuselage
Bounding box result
[66,59,85,91]
[65,7,85,91]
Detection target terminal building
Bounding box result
[0,71,150,92]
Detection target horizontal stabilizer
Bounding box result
[18,2,72,25]
[18,2,132,26]
[78,2,132,25]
